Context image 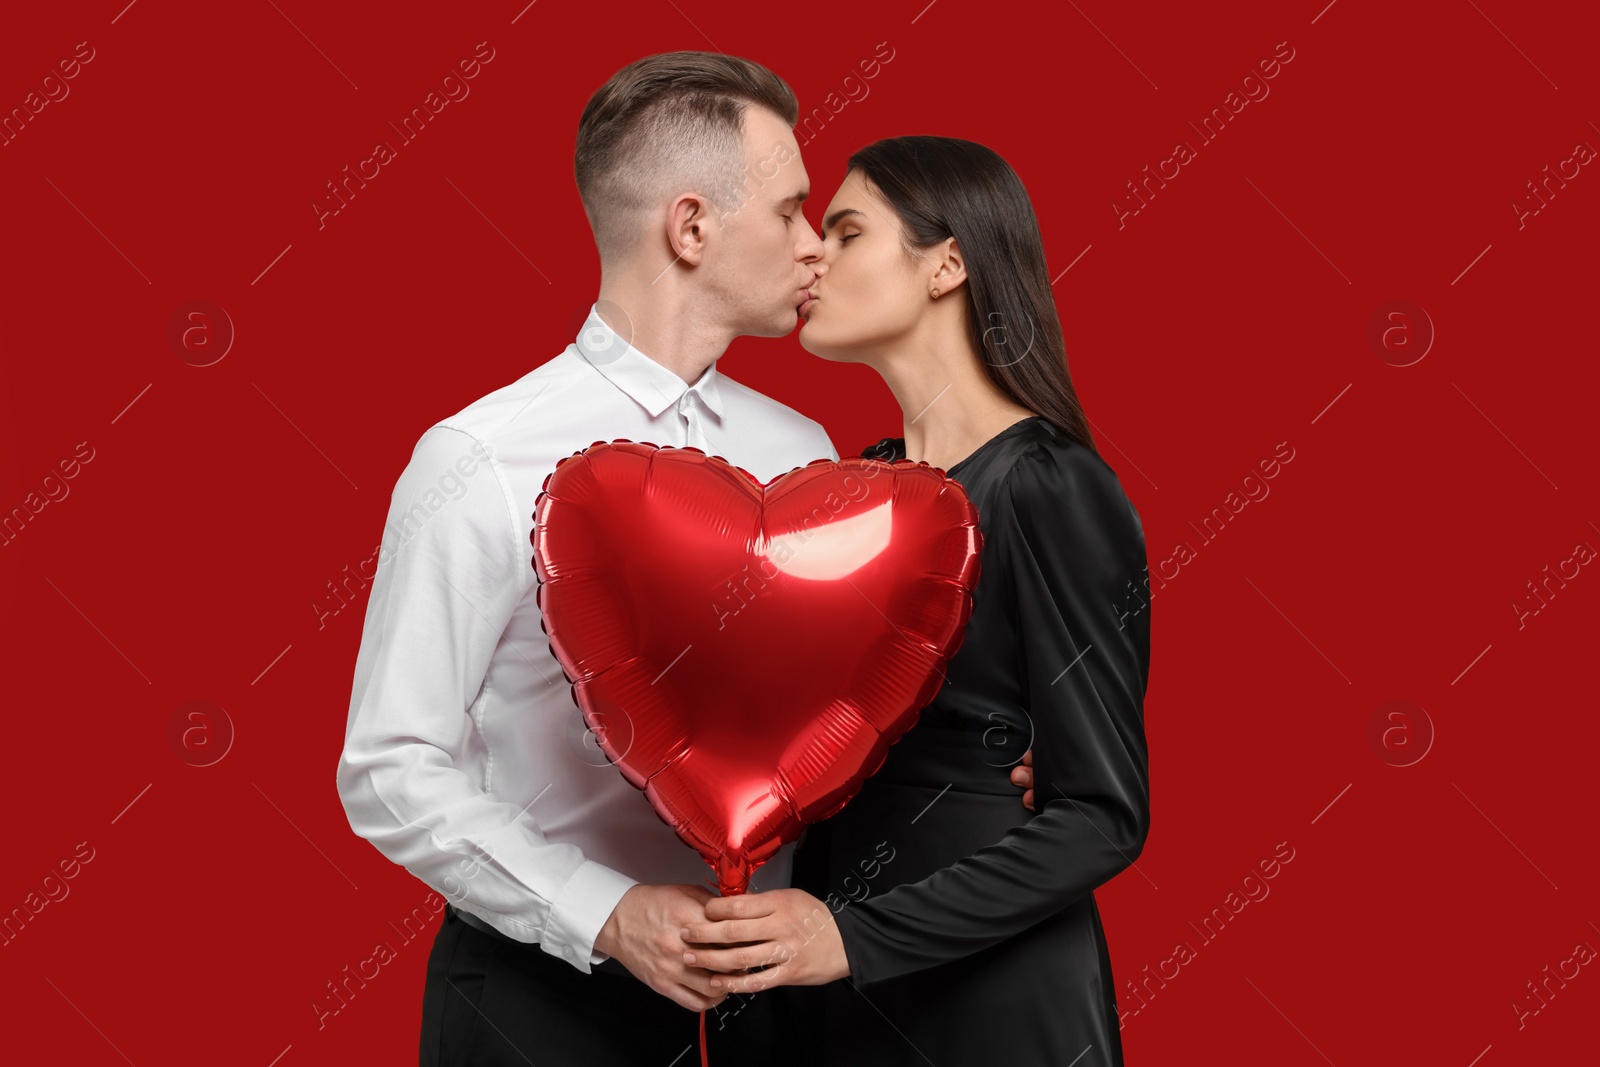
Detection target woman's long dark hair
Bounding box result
[846,136,1096,454]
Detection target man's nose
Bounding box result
[796,218,825,262]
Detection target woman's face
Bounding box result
[798,169,932,362]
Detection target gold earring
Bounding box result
[931,288,940,298]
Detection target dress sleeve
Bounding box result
[831,441,1152,985]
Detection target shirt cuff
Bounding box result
[540,859,640,973]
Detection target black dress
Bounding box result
[788,415,1152,1066]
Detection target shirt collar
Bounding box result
[574,304,726,421]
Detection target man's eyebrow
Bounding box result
[781,190,808,205]
[821,208,865,236]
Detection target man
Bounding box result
[337,51,1033,1066]
[338,51,833,1065]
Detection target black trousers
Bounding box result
[419,903,811,1066]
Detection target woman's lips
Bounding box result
[798,291,818,317]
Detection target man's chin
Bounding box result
[746,310,800,339]
[728,304,807,340]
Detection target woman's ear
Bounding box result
[929,236,967,298]
[665,192,713,268]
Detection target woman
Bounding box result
[680,136,1152,1065]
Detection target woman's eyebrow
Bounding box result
[821,207,865,236]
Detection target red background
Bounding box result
[2,1,1596,1064]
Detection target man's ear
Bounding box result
[930,236,967,296]
[665,192,714,269]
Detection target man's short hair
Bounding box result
[575,51,799,260]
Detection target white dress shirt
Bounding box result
[337,305,839,973]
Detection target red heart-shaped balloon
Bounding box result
[532,441,982,896]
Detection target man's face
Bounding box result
[703,106,824,338]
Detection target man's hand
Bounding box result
[1011,747,1035,811]
[680,888,848,993]
[593,884,731,1012]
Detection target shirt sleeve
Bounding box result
[816,423,840,462]
[336,424,638,974]
[831,441,1152,985]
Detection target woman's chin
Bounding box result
[797,324,837,360]
[796,319,819,354]
[803,349,857,366]
[800,317,873,363]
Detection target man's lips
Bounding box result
[798,289,818,317]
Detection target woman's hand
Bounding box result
[680,888,849,991]
[1011,747,1035,811]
